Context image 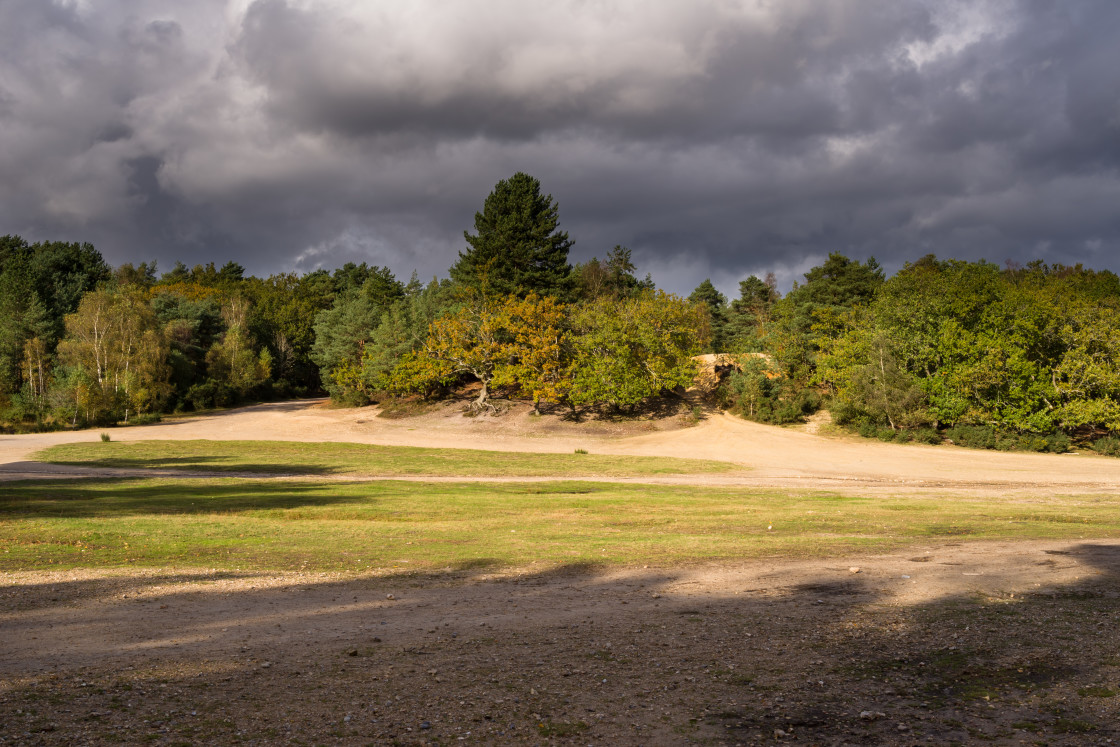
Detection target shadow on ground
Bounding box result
[2,544,1119,744]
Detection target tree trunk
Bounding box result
[474,378,490,407]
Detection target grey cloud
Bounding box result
[1,0,1119,296]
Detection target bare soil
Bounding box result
[3,399,1120,745]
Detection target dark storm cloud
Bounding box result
[1,0,1119,295]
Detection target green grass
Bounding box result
[35,440,738,477]
[3,478,1120,573]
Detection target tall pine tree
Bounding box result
[451,173,573,299]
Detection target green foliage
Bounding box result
[203,297,272,399]
[1092,437,1120,457]
[819,255,1120,442]
[184,379,237,411]
[688,279,728,353]
[393,291,569,410]
[361,276,453,394]
[725,274,778,353]
[571,245,652,301]
[719,358,820,424]
[243,271,335,389]
[944,425,1070,453]
[55,286,171,425]
[451,172,573,299]
[310,269,405,404]
[0,235,110,405]
[568,291,707,411]
[769,253,883,379]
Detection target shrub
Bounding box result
[913,428,942,445]
[945,425,998,450]
[946,425,1071,453]
[1092,437,1120,457]
[184,379,237,411]
[719,369,820,425]
[1043,433,1072,453]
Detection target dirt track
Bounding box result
[3,401,1120,744]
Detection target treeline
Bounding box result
[0,173,709,430]
[5,172,1120,454]
[0,234,374,428]
[704,252,1120,452]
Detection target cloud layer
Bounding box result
[2,0,1118,295]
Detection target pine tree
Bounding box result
[688,279,728,353]
[451,173,573,299]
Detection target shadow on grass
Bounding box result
[0,478,371,517]
[2,544,1120,744]
[40,455,338,476]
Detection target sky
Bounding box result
[2,0,1119,297]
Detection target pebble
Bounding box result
[385,594,395,600]
[849,567,860,573]
[420,721,431,730]
[859,710,886,720]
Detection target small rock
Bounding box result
[897,723,909,731]
[348,650,359,657]
[859,710,886,720]
[261,662,272,669]
[385,593,395,600]
[420,721,431,730]
[530,688,537,695]
[773,728,787,738]
[372,637,381,643]
[849,567,860,573]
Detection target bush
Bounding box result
[1092,437,1120,457]
[945,425,1071,453]
[945,425,998,450]
[1043,433,1072,453]
[913,428,942,445]
[719,369,820,425]
[184,379,237,411]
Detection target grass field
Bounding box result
[3,475,1119,572]
[36,440,739,477]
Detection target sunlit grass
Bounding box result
[36,440,739,477]
[3,478,1119,573]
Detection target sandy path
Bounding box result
[3,398,1120,495]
